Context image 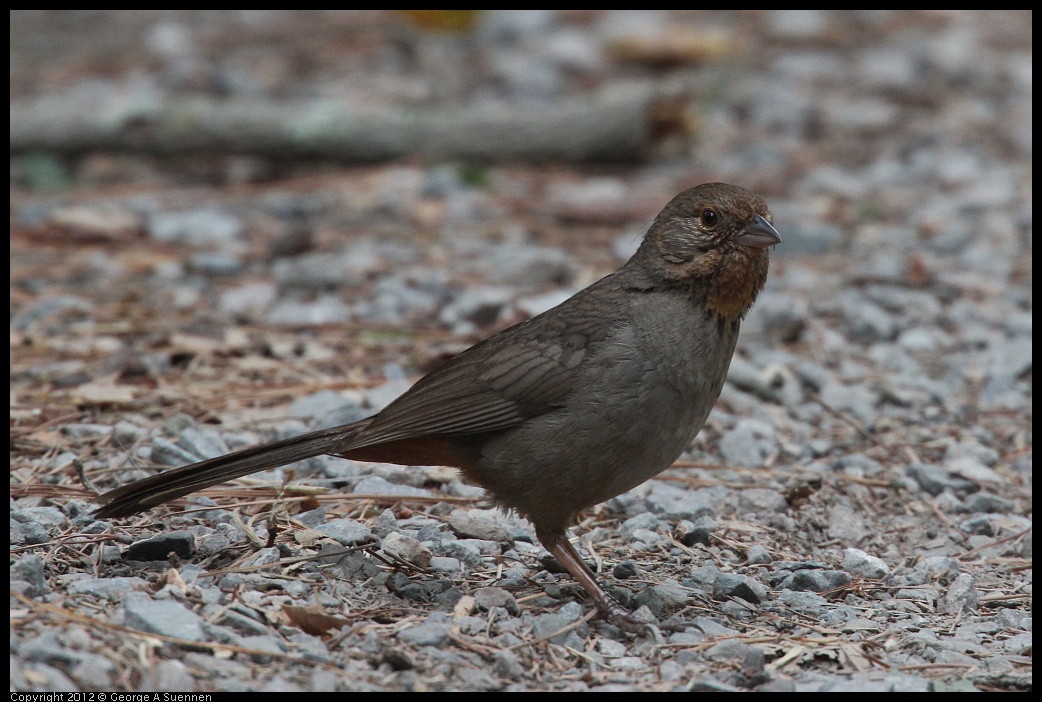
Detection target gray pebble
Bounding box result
[149,209,243,246]
[150,437,206,467]
[905,463,976,496]
[827,504,868,543]
[486,245,576,286]
[219,281,277,318]
[474,586,519,614]
[719,419,776,467]
[67,576,147,600]
[704,636,754,662]
[126,531,196,561]
[177,427,230,460]
[783,569,852,593]
[272,252,365,291]
[11,554,48,597]
[267,296,351,326]
[363,377,412,413]
[381,532,432,568]
[946,456,1005,486]
[398,619,450,647]
[12,506,67,531]
[353,476,430,497]
[940,573,980,614]
[840,294,897,343]
[746,545,773,565]
[291,389,367,429]
[634,581,689,616]
[645,482,718,521]
[842,548,890,579]
[493,649,524,680]
[123,592,206,642]
[13,295,91,331]
[739,488,788,514]
[959,516,996,537]
[531,601,586,645]
[427,557,461,573]
[188,251,244,276]
[316,519,372,546]
[613,560,639,579]
[59,422,113,439]
[447,509,515,544]
[713,574,768,604]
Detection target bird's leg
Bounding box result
[541,533,650,633]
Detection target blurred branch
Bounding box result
[10,84,695,164]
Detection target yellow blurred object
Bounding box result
[607,26,735,67]
[397,10,481,33]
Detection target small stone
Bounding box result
[219,282,277,318]
[12,506,67,532]
[398,620,450,647]
[59,422,113,439]
[828,505,868,543]
[713,574,768,604]
[316,519,372,546]
[946,457,1006,485]
[67,576,147,600]
[940,573,979,614]
[531,602,585,645]
[905,463,976,496]
[240,547,281,570]
[381,532,433,568]
[676,519,714,547]
[783,569,852,593]
[267,296,351,326]
[126,531,196,561]
[493,649,524,680]
[448,509,515,544]
[11,554,48,597]
[634,582,689,616]
[123,592,206,642]
[428,557,461,573]
[719,419,776,467]
[353,476,430,497]
[177,427,229,460]
[739,488,788,514]
[112,420,148,448]
[473,587,519,615]
[645,483,718,520]
[613,560,639,579]
[150,437,206,467]
[842,548,890,579]
[148,209,243,246]
[704,637,754,662]
[841,294,897,343]
[188,251,244,276]
[13,295,91,331]
[959,516,996,537]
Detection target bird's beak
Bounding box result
[734,215,782,249]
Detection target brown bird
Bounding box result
[95,182,781,632]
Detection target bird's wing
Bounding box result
[343,290,616,447]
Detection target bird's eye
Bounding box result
[700,208,718,228]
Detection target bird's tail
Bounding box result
[94,421,369,518]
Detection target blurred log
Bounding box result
[10,84,695,164]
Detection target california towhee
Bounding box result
[96,182,781,631]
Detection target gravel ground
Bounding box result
[10,11,1031,692]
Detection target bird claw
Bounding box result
[596,595,657,634]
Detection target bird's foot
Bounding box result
[595,593,655,634]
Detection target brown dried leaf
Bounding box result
[283,605,352,636]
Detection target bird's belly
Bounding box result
[476,357,724,530]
